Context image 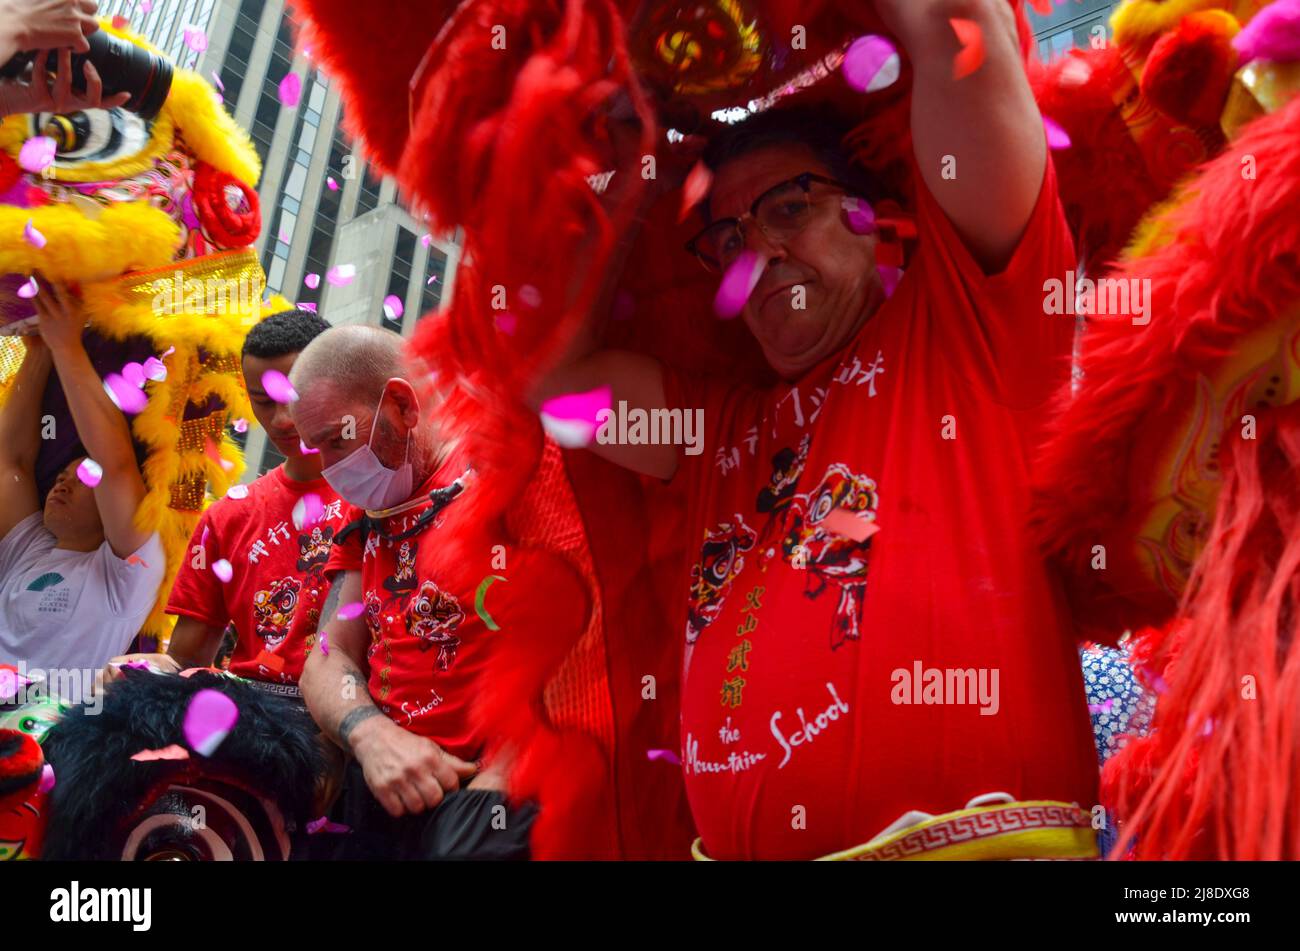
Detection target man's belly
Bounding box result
[679,636,1100,861]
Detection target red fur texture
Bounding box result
[1142,12,1241,128]
[1035,97,1300,858]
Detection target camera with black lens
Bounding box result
[0,29,173,120]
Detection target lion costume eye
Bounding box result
[31,108,151,166]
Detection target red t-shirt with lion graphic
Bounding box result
[659,158,1098,860]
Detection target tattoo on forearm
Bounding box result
[320,577,346,624]
[338,705,383,755]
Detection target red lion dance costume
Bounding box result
[290,0,1299,860]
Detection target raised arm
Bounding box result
[876,0,1047,272]
[301,571,475,817]
[34,281,149,557]
[0,338,52,540]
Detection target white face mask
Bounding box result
[321,388,413,511]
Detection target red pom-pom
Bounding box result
[192,162,261,248]
[0,153,20,196]
[1141,11,1241,128]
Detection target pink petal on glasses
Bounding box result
[304,272,321,289]
[19,136,56,174]
[38,763,56,793]
[76,458,103,487]
[293,492,324,530]
[278,72,302,108]
[539,386,612,449]
[338,601,365,620]
[17,277,39,299]
[646,749,681,766]
[821,508,880,543]
[131,744,191,762]
[142,356,168,381]
[183,688,239,757]
[23,220,46,249]
[878,265,904,300]
[120,361,147,388]
[1043,116,1072,150]
[232,417,249,434]
[842,196,877,235]
[843,35,901,93]
[103,373,148,414]
[213,559,234,584]
[679,161,713,223]
[713,250,766,319]
[261,369,298,404]
[382,295,404,320]
[326,264,356,287]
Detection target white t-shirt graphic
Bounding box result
[0,513,166,671]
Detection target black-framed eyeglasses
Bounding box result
[685,172,853,272]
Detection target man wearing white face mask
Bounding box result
[289,326,588,859]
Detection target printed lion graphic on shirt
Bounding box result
[408,580,465,671]
[252,577,301,650]
[686,516,757,644]
[780,463,879,650]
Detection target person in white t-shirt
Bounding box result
[0,279,164,672]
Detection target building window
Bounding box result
[355,163,383,217]
[420,249,447,318]
[219,0,262,112]
[248,12,296,165]
[385,228,416,331]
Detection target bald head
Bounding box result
[289,325,438,486]
[290,324,407,407]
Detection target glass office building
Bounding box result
[1028,0,1117,60]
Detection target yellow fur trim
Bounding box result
[1112,0,1269,46]
[0,203,179,284]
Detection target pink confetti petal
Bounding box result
[227,484,249,500]
[878,265,904,299]
[23,220,46,249]
[382,295,404,321]
[1043,115,1072,150]
[494,312,517,335]
[131,744,191,762]
[103,373,148,414]
[337,601,365,620]
[539,386,612,449]
[142,356,168,381]
[517,285,541,309]
[17,277,38,300]
[212,559,234,583]
[125,554,149,568]
[303,272,320,290]
[646,749,681,766]
[843,35,901,93]
[318,630,329,656]
[326,264,356,287]
[232,417,248,434]
[76,458,103,487]
[119,660,152,671]
[713,250,766,319]
[1087,698,1116,715]
[211,71,225,91]
[183,689,239,757]
[951,18,986,80]
[306,816,351,835]
[292,492,324,530]
[299,302,318,314]
[327,176,339,191]
[842,196,877,235]
[299,439,320,456]
[120,361,147,388]
[679,160,713,222]
[38,763,56,793]
[420,234,432,248]
[183,27,208,53]
[200,526,210,547]
[278,72,301,108]
[19,136,56,174]
[261,369,298,404]
[820,508,880,543]
[140,0,152,11]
